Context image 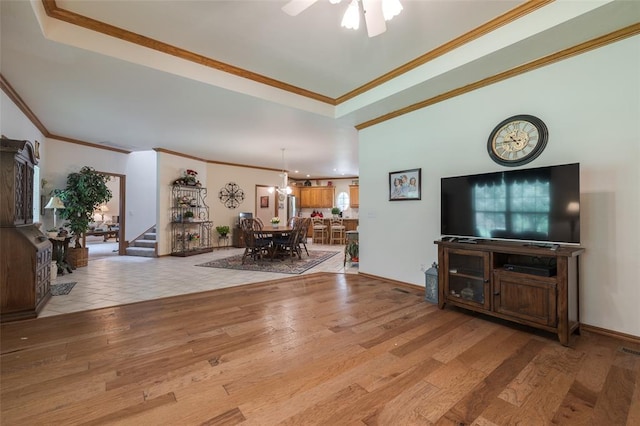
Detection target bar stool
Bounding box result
[330,217,346,245]
[312,217,327,244]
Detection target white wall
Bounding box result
[2,91,157,241]
[207,163,291,243]
[157,151,208,255]
[125,151,157,239]
[359,36,640,337]
[1,91,48,226]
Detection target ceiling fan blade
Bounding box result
[362,0,387,37]
[282,0,319,16]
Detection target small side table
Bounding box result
[49,236,74,275]
[218,235,230,248]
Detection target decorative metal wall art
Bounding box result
[218,182,245,209]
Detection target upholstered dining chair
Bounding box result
[329,217,346,245]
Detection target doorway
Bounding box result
[85,172,126,259]
[255,185,277,226]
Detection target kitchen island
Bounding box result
[304,218,358,244]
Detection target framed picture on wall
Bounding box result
[260,196,269,208]
[389,168,421,201]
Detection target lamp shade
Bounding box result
[44,196,65,209]
[99,204,109,212]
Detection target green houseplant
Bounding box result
[215,225,230,237]
[331,207,340,217]
[346,240,359,262]
[58,166,112,249]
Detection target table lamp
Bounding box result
[97,204,109,222]
[44,196,65,228]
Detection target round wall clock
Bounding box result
[218,182,245,209]
[487,114,548,167]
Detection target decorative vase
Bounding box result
[461,283,474,301]
[272,223,279,228]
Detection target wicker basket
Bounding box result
[67,247,88,268]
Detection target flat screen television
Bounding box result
[441,163,580,244]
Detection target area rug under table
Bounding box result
[196,250,339,274]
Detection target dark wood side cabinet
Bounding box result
[435,240,584,346]
[1,137,52,322]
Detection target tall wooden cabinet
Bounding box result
[1,138,52,322]
[349,185,359,208]
[170,184,213,256]
[435,240,583,346]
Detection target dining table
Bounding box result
[255,225,295,260]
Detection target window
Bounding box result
[473,177,550,238]
[33,165,40,219]
[336,191,350,211]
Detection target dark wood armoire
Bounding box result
[1,137,52,322]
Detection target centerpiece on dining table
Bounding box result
[270,217,281,228]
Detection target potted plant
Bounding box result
[346,240,359,262]
[46,228,59,238]
[331,207,340,217]
[270,217,281,227]
[216,225,230,237]
[57,166,112,267]
[183,211,195,222]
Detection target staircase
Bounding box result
[125,226,157,258]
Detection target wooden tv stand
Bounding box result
[435,239,584,346]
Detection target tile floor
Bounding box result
[42,241,357,317]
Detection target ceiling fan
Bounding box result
[282,0,403,38]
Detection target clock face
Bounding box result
[488,115,548,166]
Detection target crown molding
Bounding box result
[356,23,640,130]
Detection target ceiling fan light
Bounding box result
[341,0,360,30]
[329,0,341,4]
[382,0,402,21]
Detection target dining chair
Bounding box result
[240,218,271,264]
[271,220,304,262]
[296,217,311,256]
[329,217,346,245]
[311,217,327,244]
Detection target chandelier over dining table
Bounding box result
[268,148,293,196]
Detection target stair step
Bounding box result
[143,233,156,240]
[126,247,156,257]
[132,240,156,248]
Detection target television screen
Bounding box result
[441,163,580,244]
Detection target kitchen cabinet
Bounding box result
[435,239,583,346]
[349,185,359,208]
[300,186,335,208]
[290,186,300,199]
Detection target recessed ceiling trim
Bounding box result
[1,74,49,136]
[356,23,640,130]
[40,0,336,106]
[1,73,131,154]
[337,0,554,104]
[40,0,550,111]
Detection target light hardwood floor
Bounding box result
[1,273,639,425]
